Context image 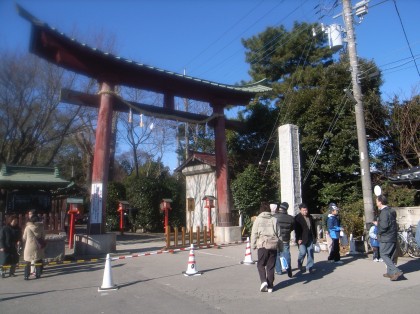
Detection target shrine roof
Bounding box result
[174,152,216,173]
[18,5,271,105]
[0,164,69,189]
[388,166,420,184]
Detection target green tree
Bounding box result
[231,164,276,233]
[124,160,185,232]
[105,181,126,231]
[237,23,384,213]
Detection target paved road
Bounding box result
[1,233,420,314]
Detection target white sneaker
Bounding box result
[267,288,273,293]
[260,282,268,292]
[373,259,379,262]
[334,261,344,264]
[379,258,384,262]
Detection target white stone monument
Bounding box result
[278,124,302,217]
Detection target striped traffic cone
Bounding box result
[183,244,202,276]
[240,237,255,265]
[98,254,118,291]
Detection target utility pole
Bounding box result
[342,0,374,226]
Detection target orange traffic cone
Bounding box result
[98,254,118,292]
[183,244,202,276]
[240,237,255,265]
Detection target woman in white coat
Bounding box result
[22,215,45,280]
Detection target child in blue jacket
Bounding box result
[369,219,381,262]
[327,205,343,264]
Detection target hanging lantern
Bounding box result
[140,113,144,127]
[128,108,133,123]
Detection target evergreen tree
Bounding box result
[230,22,384,212]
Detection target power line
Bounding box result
[392,0,420,78]
[182,0,267,71]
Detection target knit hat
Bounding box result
[269,203,277,213]
[328,203,339,211]
[279,202,289,211]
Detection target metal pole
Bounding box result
[342,0,374,226]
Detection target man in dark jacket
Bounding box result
[273,202,294,278]
[294,203,317,273]
[377,195,403,281]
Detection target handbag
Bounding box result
[280,256,288,271]
[262,235,280,250]
[314,242,321,253]
[261,218,282,250]
[35,237,47,250]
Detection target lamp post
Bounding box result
[160,199,172,233]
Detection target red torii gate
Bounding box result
[18,6,271,234]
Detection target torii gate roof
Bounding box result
[18,5,271,106]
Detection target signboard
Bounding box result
[90,183,103,224]
[187,198,195,211]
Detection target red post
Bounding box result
[160,199,172,233]
[117,203,124,235]
[68,204,79,249]
[164,208,169,233]
[207,206,211,231]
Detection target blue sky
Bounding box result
[1,0,419,171]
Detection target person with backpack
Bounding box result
[251,202,282,293]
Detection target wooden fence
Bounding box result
[165,224,214,249]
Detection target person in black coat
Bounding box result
[294,203,317,273]
[377,195,403,281]
[0,215,22,277]
[272,202,294,277]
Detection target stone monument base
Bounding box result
[74,233,116,257]
[214,226,242,244]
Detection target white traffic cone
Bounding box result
[183,244,202,276]
[240,237,255,265]
[98,254,118,291]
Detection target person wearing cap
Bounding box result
[322,204,334,254]
[376,195,403,281]
[294,203,317,273]
[272,202,294,278]
[327,204,343,264]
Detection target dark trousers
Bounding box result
[328,238,341,262]
[380,242,402,275]
[372,246,380,260]
[24,260,43,279]
[257,248,276,289]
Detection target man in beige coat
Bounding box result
[22,215,45,280]
[251,202,282,293]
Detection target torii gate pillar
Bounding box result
[88,82,115,235]
[213,103,232,227]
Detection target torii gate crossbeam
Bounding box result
[18,5,271,235]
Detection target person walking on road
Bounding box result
[251,202,282,293]
[273,202,294,278]
[294,203,317,273]
[327,204,343,264]
[376,195,403,281]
